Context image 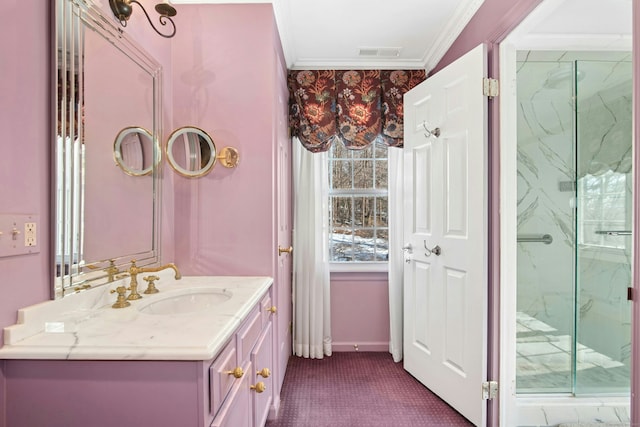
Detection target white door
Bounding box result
[403,43,488,426]
[274,57,293,401]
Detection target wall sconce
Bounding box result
[109,0,177,38]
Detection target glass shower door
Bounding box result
[515,59,576,393]
[575,60,632,394]
[515,55,632,395]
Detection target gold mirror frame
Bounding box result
[113,127,154,176]
[166,126,217,178]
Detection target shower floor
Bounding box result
[516,312,630,393]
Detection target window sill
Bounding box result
[330,262,388,273]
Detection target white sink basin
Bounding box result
[137,288,232,315]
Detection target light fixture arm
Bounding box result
[109,0,177,39]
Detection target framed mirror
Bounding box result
[114,127,154,176]
[166,126,217,177]
[55,0,162,297]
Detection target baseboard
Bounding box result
[268,395,281,421]
[331,342,389,352]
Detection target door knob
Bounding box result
[402,243,412,253]
[278,245,293,255]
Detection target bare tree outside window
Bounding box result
[329,140,388,262]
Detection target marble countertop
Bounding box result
[0,271,273,361]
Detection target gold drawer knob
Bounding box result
[256,368,271,378]
[267,306,277,314]
[250,382,266,393]
[225,367,244,379]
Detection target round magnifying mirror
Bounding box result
[113,127,154,176]
[166,126,216,178]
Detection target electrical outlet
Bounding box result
[0,214,39,257]
[25,222,36,247]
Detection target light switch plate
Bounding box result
[0,214,40,258]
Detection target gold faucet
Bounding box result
[125,260,182,300]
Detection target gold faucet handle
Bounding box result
[105,259,120,282]
[143,275,160,294]
[110,286,131,309]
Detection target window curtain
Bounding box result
[387,146,404,362]
[292,138,332,358]
[289,69,426,152]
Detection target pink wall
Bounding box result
[0,1,174,424]
[170,4,281,277]
[330,273,390,352]
[0,3,51,425]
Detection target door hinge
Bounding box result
[483,78,499,98]
[628,287,634,301]
[482,381,498,400]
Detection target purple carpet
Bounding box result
[266,352,474,427]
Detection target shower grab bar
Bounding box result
[517,234,553,244]
[595,230,632,236]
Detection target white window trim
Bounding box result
[330,261,388,273]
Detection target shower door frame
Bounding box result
[496,2,639,425]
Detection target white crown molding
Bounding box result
[271,0,296,68]
[421,0,485,73]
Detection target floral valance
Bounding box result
[288,69,426,153]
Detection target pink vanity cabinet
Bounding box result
[4,289,276,427]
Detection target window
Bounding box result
[328,140,388,263]
[577,170,629,250]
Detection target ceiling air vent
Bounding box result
[377,48,401,57]
[358,47,402,57]
[358,48,379,56]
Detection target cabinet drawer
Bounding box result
[211,361,253,427]
[210,340,238,417]
[237,307,262,365]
